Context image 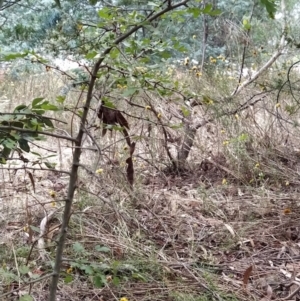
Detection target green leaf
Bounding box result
[85,51,98,60]
[64,274,73,284]
[102,100,116,109]
[40,103,59,111]
[202,4,213,14]
[109,48,119,59]
[170,123,183,129]
[19,265,30,275]
[112,276,120,286]
[181,106,190,117]
[30,151,41,157]
[159,50,171,59]
[56,95,66,104]
[82,265,94,275]
[19,295,33,301]
[40,117,54,128]
[187,7,203,18]
[95,245,111,253]
[208,9,222,16]
[73,242,85,253]
[14,105,28,112]
[259,0,277,19]
[32,98,44,108]
[93,274,106,288]
[19,139,30,152]
[122,87,138,97]
[4,52,28,61]
[98,8,112,19]
[44,162,56,169]
[30,225,40,233]
[32,109,45,115]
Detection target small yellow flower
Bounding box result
[249,179,254,184]
[145,105,151,110]
[23,225,29,233]
[285,181,289,186]
[209,57,217,63]
[120,298,129,301]
[66,267,73,274]
[223,140,229,145]
[191,66,198,71]
[157,113,162,119]
[196,72,202,77]
[192,35,196,39]
[235,114,239,119]
[222,178,227,185]
[51,201,56,207]
[96,168,104,174]
[275,103,280,108]
[221,129,226,134]
[254,163,260,169]
[49,190,56,198]
[123,146,128,150]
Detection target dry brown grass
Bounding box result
[1,66,300,301]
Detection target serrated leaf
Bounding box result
[93,274,106,287]
[98,7,111,19]
[19,295,33,301]
[82,265,94,275]
[19,265,30,275]
[95,245,111,253]
[73,242,85,253]
[112,276,120,286]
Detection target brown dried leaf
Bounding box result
[243,265,253,289]
[27,171,35,193]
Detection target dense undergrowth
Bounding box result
[1,64,300,301]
